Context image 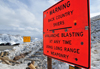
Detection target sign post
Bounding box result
[47,57,52,69]
[75,66,81,69]
[43,0,91,69]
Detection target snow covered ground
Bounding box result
[0,15,100,69]
[90,15,100,69]
[0,39,43,69]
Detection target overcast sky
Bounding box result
[0,0,99,38]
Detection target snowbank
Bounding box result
[0,34,23,45]
[8,39,43,60]
[0,39,43,69]
[0,63,27,69]
[0,34,40,46]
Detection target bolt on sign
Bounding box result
[23,36,31,42]
[43,0,91,69]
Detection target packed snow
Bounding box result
[0,15,100,69]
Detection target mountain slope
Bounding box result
[0,34,23,45]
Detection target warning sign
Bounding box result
[43,0,91,69]
[23,36,31,42]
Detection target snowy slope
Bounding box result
[0,34,40,45]
[90,15,100,69]
[0,39,43,69]
[0,34,23,45]
[31,37,39,42]
[8,40,43,59]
